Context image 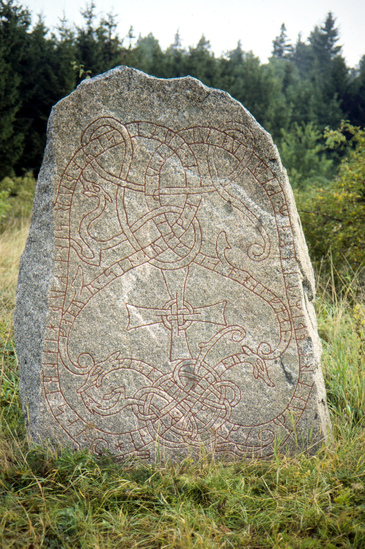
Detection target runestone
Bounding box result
[15,67,331,461]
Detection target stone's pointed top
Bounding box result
[15,68,331,462]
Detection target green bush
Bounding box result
[0,172,36,232]
[296,122,365,275]
[278,122,334,189]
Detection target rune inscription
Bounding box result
[15,67,331,461]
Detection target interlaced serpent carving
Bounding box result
[42,117,315,459]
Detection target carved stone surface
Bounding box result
[15,67,331,461]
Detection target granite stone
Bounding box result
[15,66,331,461]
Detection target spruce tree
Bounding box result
[343,56,365,127]
[15,18,62,172]
[135,33,165,77]
[309,12,342,66]
[75,3,122,79]
[54,17,77,96]
[185,35,218,86]
[0,0,30,178]
[272,24,293,59]
[164,32,187,78]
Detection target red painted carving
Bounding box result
[42,117,314,459]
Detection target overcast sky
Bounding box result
[23,0,365,68]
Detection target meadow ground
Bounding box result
[1,215,364,548]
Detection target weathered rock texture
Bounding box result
[15,67,331,461]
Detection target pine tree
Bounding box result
[14,17,63,173]
[219,44,281,136]
[343,56,365,127]
[75,5,123,79]
[291,33,313,78]
[54,17,77,96]
[272,24,293,59]
[309,13,348,128]
[0,0,30,178]
[164,31,187,78]
[135,33,164,77]
[96,12,123,70]
[185,35,218,86]
[309,12,342,66]
[75,2,103,77]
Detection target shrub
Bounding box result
[296,122,365,275]
[278,122,334,189]
[0,172,36,232]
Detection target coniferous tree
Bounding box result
[164,32,187,78]
[0,46,23,179]
[75,2,106,78]
[307,12,347,128]
[291,33,313,78]
[0,0,30,178]
[15,17,61,172]
[219,44,284,137]
[343,56,365,127]
[185,35,218,86]
[309,12,342,67]
[272,24,293,59]
[54,17,77,96]
[97,13,122,69]
[134,33,165,77]
[0,2,364,179]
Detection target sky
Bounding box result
[23,0,365,68]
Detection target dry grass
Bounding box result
[0,218,365,548]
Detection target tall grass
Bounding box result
[0,219,364,548]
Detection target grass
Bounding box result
[1,218,365,548]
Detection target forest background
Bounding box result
[1,0,365,274]
[1,2,365,546]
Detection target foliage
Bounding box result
[74,3,122,81]
[71,61,92,79]
[0,3,365,178]
[343,56,365,128]
[296,122,365,272]
[272,23,294,59]
[309,12,342,65]
[14,18,61,173]
[1,216,365,547]
[278,122,334,189]
[0,7,364,546]
[219,45,282,135]
[0,0,30,179]
[0,172,36,232]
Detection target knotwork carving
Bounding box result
[42,116,314,460]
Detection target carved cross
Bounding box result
[126,267,227,361]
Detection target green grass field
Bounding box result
[1,211,365,548]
